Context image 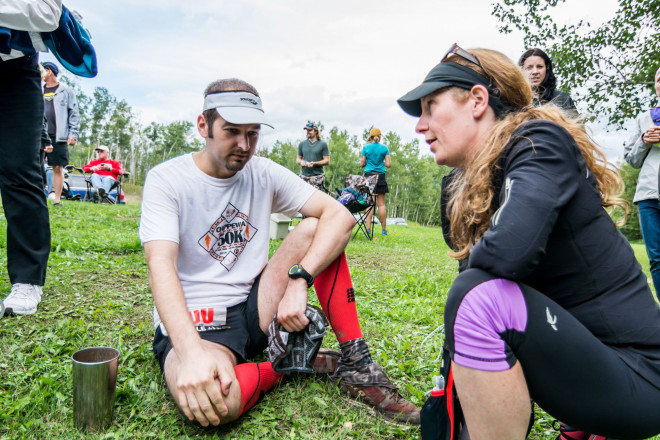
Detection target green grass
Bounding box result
[0,202,658,439]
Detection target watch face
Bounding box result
[288,265,302,276]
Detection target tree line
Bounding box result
[62,79,643,239]
[62,81,452,227]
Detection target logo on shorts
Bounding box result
[546,307,558,331]
[347,288,355,303]
[189,306,228,332]
[198,203,257,271]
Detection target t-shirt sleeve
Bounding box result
[267,160,316,217]
[322,141,330,156]
[467,122,582,279]
[139,167,180,244]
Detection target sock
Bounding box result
[339,338,373,366]
[313,252,363,344]
[234,362,282,416]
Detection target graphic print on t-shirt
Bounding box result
[197,203,258,271]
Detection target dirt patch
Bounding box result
[124,194,142,204]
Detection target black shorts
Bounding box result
[45,141,69,167]
[366,171,388,195]
[444,269,660,439]
[152,276,268,372]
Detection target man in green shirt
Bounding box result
[297,122,329,177]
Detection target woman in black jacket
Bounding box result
[519,48,577,113]
[398,44,660,440]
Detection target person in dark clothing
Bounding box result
[519,48,577,113]
[398,44,660,439]
[40,117,53,190]
[1,0,60,317]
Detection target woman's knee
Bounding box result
[445,269,527,372]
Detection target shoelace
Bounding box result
[9,284,34,300]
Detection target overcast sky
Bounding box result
[46,0,632,161]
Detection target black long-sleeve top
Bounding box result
[442,120,660,387]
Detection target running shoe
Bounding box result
[3,284,42,315]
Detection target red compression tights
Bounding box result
[313,252,363,344]
[234,362,282,416]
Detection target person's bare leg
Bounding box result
[452,361,530,440]
[257,217,317,333]
[163,340,241,425]
[52,165,64,203]
[376,194,386,232]
[365,195,375,234]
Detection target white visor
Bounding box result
[203,91,273,128]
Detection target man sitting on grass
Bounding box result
[139,78,420,427]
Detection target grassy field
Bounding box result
[0,201,658,439]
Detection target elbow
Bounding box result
[623,155,642,169]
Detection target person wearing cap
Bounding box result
[81,145,124,202]
[297,122,330,177]
[398,45,660,439]
[41,60,79,206]
[139,78,420,428]
[360,128,391,236]
[0,1,62,318]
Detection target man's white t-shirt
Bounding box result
[139,154,316,333]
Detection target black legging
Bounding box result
[444,269,660,440]
[0,54,51,285]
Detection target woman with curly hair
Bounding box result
[519,48,577,113]
[398,45,660,439]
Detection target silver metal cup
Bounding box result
[72,347,120,431]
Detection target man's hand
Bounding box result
[67,137,77,146]
[44,145,53,153]
[175,351,235,426]
[277,278,310,332]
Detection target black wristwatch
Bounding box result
[288,264,315,288]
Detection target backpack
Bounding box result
[337,188,359,206]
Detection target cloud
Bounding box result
[59,0,628,161]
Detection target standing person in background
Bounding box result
[519,48,577,113]
[0,0,61,317]
[624,66,660,301]
[40,117,53,191]
[360,128,391,237]
[41,60,79,207]
[297,122,329,178]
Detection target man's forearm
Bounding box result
[146,250,203,357]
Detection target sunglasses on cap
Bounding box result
[441,43,482,68]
